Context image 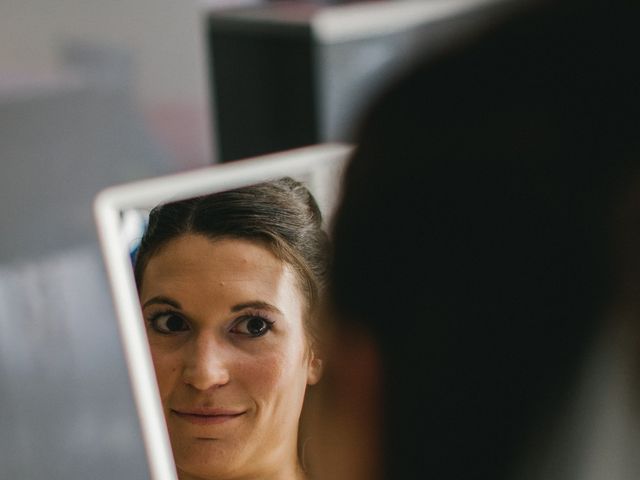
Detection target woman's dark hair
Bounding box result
[330,1,640,480]
[134,177,330,331]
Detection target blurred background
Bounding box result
[0,0,504,478]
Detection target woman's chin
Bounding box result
[171,433,248,479]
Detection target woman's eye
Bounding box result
[149,312,189,334]
[232,316,273,337]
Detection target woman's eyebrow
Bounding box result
[231,301,283,315]
[142,296,182,309]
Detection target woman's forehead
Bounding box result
[140,235,304,312]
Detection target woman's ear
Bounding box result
[307,351,323,385]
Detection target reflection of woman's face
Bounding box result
[139,234,320,480]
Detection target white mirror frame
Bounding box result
[93,144,352,480]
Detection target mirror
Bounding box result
[94,144,351,480]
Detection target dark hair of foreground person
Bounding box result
[320,1,640,480]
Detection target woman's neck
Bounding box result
[177,459,307,480]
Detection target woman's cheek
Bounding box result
[150,347,182,401]
[234,349,293,403]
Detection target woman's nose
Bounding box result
[182,335,230,390]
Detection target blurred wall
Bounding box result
[0,0,235,167]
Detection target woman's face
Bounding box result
[139,234,321,479]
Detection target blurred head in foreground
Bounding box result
[313,1,640,480]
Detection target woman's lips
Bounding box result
[170,408,246,425]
